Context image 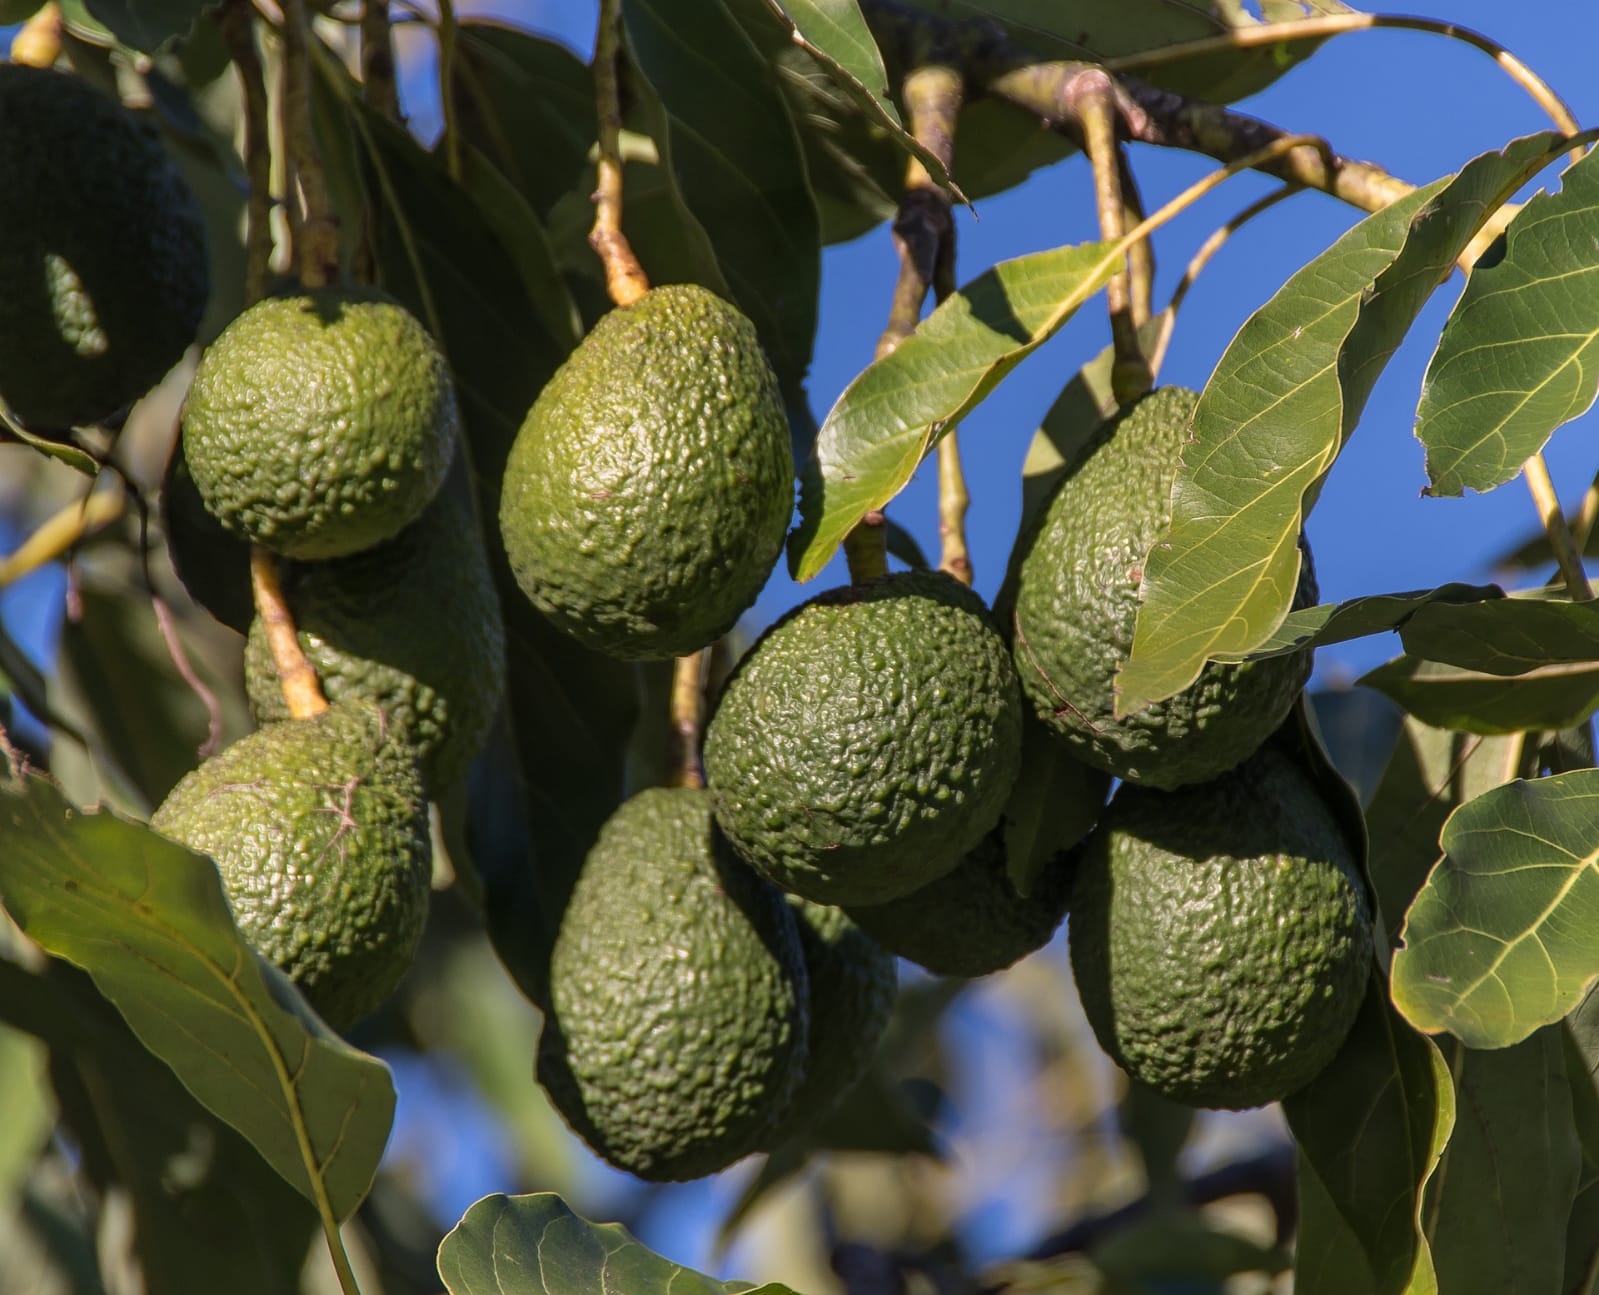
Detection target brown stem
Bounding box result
[280,0,339,288]
[220,0,273,306]
[589,0,649,308]
[669,651,707,790]
[360,0,399,122]
[250,547,327,719]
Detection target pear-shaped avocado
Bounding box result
[537,787,809,1181]
[1070,743,1372,1110]
[0,65,208,430]
[182,287,459,559]
[705,570,1023,906]
[244,457,506,795]
[498,284,793,660]
[151,702,432,1030]
[1002,386,1315,789]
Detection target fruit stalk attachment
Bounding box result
[250,547,328,720]
[589,0,648,309]
[669,649,707,790]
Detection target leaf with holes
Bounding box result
[0,765,395,1220]
[1392,769,1599,1049]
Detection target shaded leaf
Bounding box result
[0,767,395,1220]
[1212,584,1505,662]
[1392,770,1599,1048]
[80,0,204,50]
[1361,656,1599,736]
[791,238,1123,581]
[1418,145,1599,496]
[1562,1014,1599,1294]
[1396,596,1599,675]
[1002,717,1110,896]
[1123,135,1576,713]
[437,1192,797,1295]
[1309,686,1404,807]
[0,1017,51,1198]
[883,517,930,570]
[1492,518,1599,574]
[0,416,98,475]
[1426,1029,1578,1295]
[1284,970,1453,1295]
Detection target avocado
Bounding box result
[0,65,208,430]
[537,787,809,1181]
[150,702,432,1030]
[769,899,896,1144]
[244,456,506,796]
[1002,387,1314,789]
[182,287,459,559]
[704,570,1023,906]
[1069,743,1372,1110]
[498,284,793,660]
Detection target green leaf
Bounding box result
[1396,595,1599,674]
[0,0,46,22]
[0,415,99,475]
[1122,134,1576,714]
[1001,717,1109,896]
[1361,657,1599,736]
[0,1019,50,1198]
[1392,770,1599,1048]
[81,0,204,51]
[790,238,1123,581]
[437,1192,798,1294]
[1212,584,1505,662]
[1426,1029,1579,1295]
[1418,146,1599,496]
[624,0,822,401]
[1562,1013,1599,1294]
[1284,970,1453,1295]
[0,767,395,1221]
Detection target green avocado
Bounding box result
[498,284,793,660]
[182,287,459,559]
[1069,743,1372,1110]
[244,457,506,796]
[704,570,1023,906]
[150,702,432,1031]
[537,787,809,1181]
[0,65,208,430]
[1002,386,1315,789]
[768,899,897,1144]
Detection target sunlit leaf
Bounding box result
[1392,769,1599,1048]
[0,767,395,1220]
[1285,970,1453,1295]
[1418,146,1599,496]
[1361,657,1599,736]
[437,1192,797,1294]
[1122,134,1576,715]
[790,238,1123,581]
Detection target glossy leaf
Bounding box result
[791,238,1123,580]
[1212,584,1506,662]
[1284,970,1453,1295]
[1419,145,1599,496]
[1123,134,1574,714]
[437,1192,796,1294]
[0,766,395,1220]
[1361,657,1599,736]
[1393,770,1599,1048]
[624,0,822,400]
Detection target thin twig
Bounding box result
[589,0,648,308]
[669,650,707,790]
[280,0,339,287]
[1523,454,1594,601]
[250,548,328,721]
[0,488,123,590]
[219,0,273,305]
[436,0,462,180]
[360,0,400,122]
[1573,467,1599,555]
[1117,150,1152,328]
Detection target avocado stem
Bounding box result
[219,0,272,307]
[250,546,329,721]
[669,649,706,790]
[589,0,649,308]
[358,0,399,122]
[280,0,340,289]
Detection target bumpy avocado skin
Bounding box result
[1069,744,1372,1110]
[0,65,208,430]
[150,702,432,1030]
[849,831,1079,979]
[498,284,793,660]
[768,899,897,1144]
[244,462,506,795]
[182,287,459,559]
[1003,387,1315,789]
[537,787,809,1181]
[704,570,1024,906]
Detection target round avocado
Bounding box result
[1002,386,1315,789]
[1069,743,1372,1110]
[150,702,432,1030]
[537,787,809,1181]
[704,570,1023,906]
[498,284,793,660]
[0,65,208,430]
[244,458,506,796]
[181,287,459,559]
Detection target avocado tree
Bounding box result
[1,0,1598,1290]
